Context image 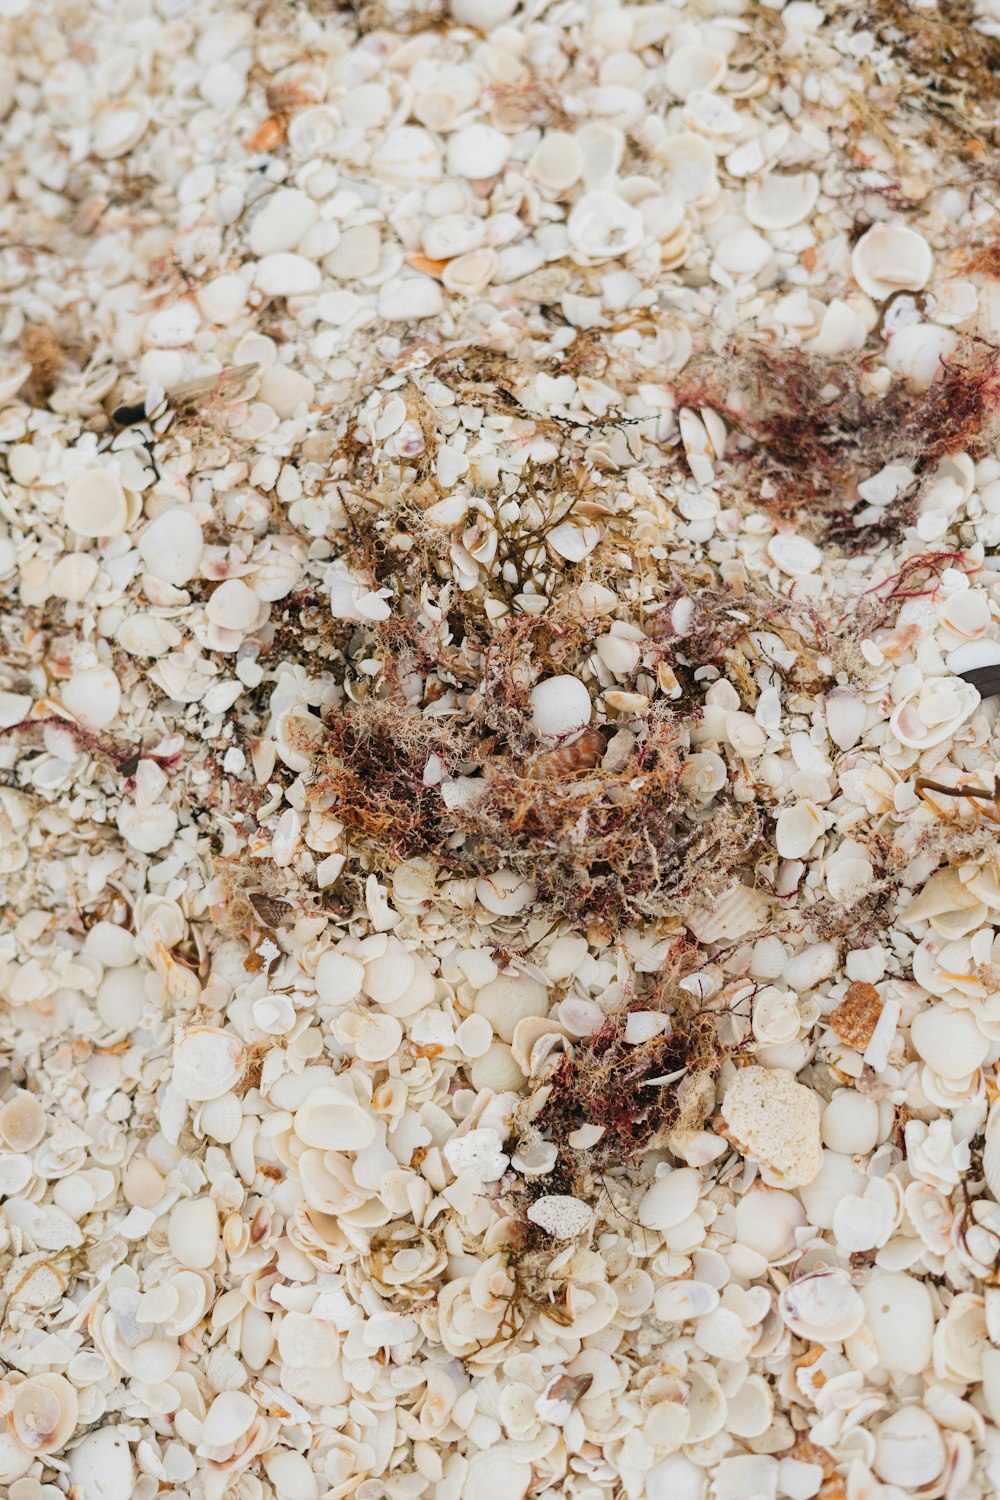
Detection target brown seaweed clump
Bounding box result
[307,698,762,934]
[677,337,1000,546]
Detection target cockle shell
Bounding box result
[851,225,933,301]
[9,1374,78,1453]
[779,1270,864,1342]
[910,1005,988,1080]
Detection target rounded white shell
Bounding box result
[779,1270,864,1342]
[852,224,933,301]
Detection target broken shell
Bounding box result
[9,1374,78,1454]
[779,1270,864,1343]
[852,224,933,301]
[294,1086,376,1151]
[721,1067,822,1189]
[64,469,129,537]
[173,1028,246,1101]
[745,171,819,230]
[567,191,645,262]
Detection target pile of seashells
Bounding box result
[7,0,1000,1498]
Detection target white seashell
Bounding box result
[373,127,442,187]
[745,172,819,230]
[529,674,592,739]
[469,1041,526,1093]
[910,1005,988,1079]
[946,639,1000,676]
[665,44,725,99]
[872,1407,944,1488]
[93,99,149,159]
[767,533,821,576]
[474,972,548,1043]
[775,800,824,859]
[10,1374,78,1454]
[567,191,645,262]
[67,1426,135,1500]
[198,1092,242,1145]
[654,1279,720,1321]
[249,188,318,257]
[476,871,536,916]
[0,1091,45,1152]
[528,132,583,193]
[316,951,365,1005]
[64,469,129,537]
[294,1086,376,1151]
[734,1187,805,1260]
[861,1272,934,1374]
[825,691,866,751]
[207,578,260,632]
[447,124,509,180]
[821,1091,880,1154]
[61,667,121,730]
[440,247,498,298]
[886,323,958,391]
[638,1168,702,1230]
[938,589,991,641]
[779,1270,864,1342]
[173,1028,246,1100]
[50,552,99,602]
[168,1197,220,1271]
[526,1194,595,1239]
[905,1182,954,1256]
[852,224,933,301]
[363,941,415,1006]
[656,133,718,206]
[202,1390,257,1448]
[461,1447,532,1500]
[254,254,322,298]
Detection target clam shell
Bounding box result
[910,1005,988,1079]
[638,1168,702,1231]
[172,1028,246,1101]
[852,224,933,300]
[9,1374,78,1454]
[779,1270,864,1342]
[873,1407,944,1488]
[861,1272,934,1374]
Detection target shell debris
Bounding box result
[5,0,1000,1496]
